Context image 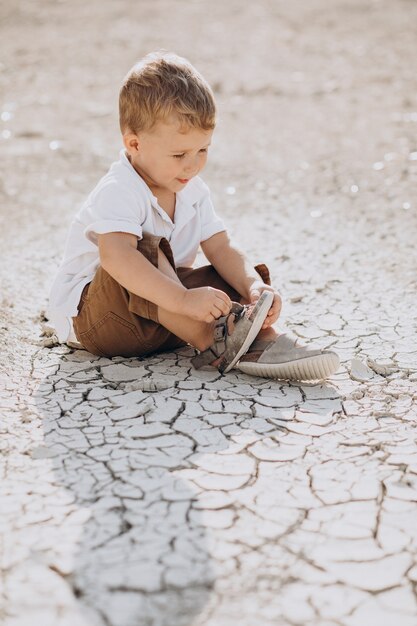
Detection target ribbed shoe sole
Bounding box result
[236,351,340,381]
[223,291,274,373]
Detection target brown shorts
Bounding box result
[72,233,271,358]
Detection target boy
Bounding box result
[47,52,339,380]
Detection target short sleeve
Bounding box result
[199,189,226,242]
[83,182,145,246]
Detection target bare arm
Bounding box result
[201,231,282,327]
[98,232,232,322]
[98,232,187,314]
[201,231,262,299]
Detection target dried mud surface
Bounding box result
[1,1,417,625]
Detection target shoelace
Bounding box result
[230,302,245,319]
[214,304,244,343]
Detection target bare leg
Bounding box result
[155,249,216,352]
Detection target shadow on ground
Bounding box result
[34,346,342,626]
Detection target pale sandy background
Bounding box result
[1,1,417,625]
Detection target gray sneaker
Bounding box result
[191,291,274,374]
[235,332,340,380]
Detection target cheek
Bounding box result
[162,158,178,174]
[171,159,182,173]
[193,155,206,172]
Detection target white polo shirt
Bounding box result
[47,149,225,343]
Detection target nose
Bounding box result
[184,163,196,175]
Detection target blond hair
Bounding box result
[119,52,216,134]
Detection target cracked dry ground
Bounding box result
[1,1,417,625]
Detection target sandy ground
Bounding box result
[1,1,417,624]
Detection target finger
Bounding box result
[266,309,280,326]
[273,302,282,317]
[270,296,282,313]
[264,312,278,327]
[212,288,231,303]
[250,290,261,303]
[251,284,276,303]
[222,293,233,308]
[268,302,280,316]
[215,294,232,314]
[213,301,228,317]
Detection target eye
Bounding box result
[173,153,185,159]
[199,148,208,153]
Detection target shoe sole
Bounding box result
[236,351,340,381]
[223,291,274,374]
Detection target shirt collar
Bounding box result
[176,179,202,207]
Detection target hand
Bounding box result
[248,280,282,329]
[181,287,232,323]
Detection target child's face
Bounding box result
[124,118,213,195]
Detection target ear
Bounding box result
[123,133,140,155]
